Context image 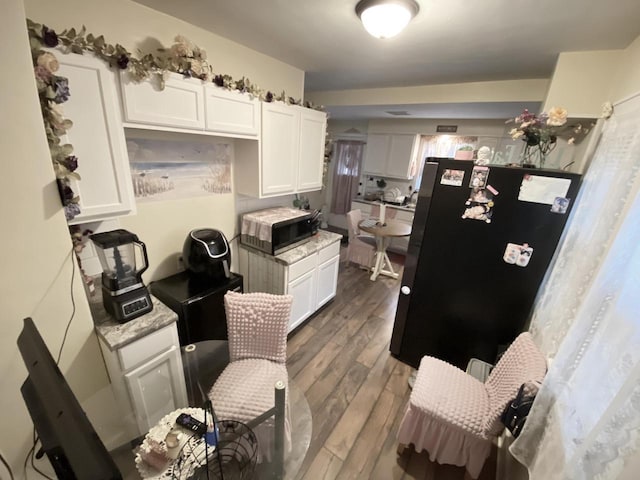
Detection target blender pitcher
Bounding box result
[90,229,153,322]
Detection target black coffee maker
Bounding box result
[90,229,153,322]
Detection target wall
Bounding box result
[496,34,640,480]
[24,0,304,98]
[24,0,305,283]
[0,0,304,476]
[610,34,640,102]
[542,50,623,117]
[306,79,549,107]
[0,0,113,476]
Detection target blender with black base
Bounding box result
[90,229,153,323]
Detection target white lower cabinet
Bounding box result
[316,254,340,309]
[98,323,187,440]
[238,239,341,332]
[288,269,317,331]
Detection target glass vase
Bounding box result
[520,144,547,169]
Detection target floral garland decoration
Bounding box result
[27,19,325,221]
[506,107,593,168]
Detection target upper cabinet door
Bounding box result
[261,102,299,196]
[363,134,391,175]
[56,53,135,224]
[297,107,327,192]
[386,134,420,179]
[363,134,420,179]
[204,86,260,137]
[120,72,205,130]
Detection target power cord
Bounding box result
[24,248,77,479]
[0,450,15,480]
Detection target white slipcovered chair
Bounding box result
[346,209,376,268]
[209,291,292,466]
[397,332,546,479]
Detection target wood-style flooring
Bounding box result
[288,246,496,480]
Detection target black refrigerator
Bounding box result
[390,158,581,369]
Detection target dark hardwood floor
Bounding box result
[111,245,496,480]
[288,246,496,480]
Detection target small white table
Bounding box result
[359,220,412,281]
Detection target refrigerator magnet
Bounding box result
[441,169,465,186]
[503,243,521,264]
[503,243,534,266]
[469,166,489,189]
[466,187,493,205]
[462,202,492,223]
[551,197,570,214]
[516,245,533,267]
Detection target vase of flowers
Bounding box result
[508,107,571,168]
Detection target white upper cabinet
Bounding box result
[261,102,300,196]
[363,134,391,176]
[363,133,420,179]
[120,72,205,130]
[204,86,260,137]
[235,102,327,198]
[56,53,135,224]
[297,107,327,192]
[120,73,261,138]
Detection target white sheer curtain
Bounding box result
[421,135,478,158]
[510,94,640,479]
[330,140,364,215]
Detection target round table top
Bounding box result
[359,219,412,238]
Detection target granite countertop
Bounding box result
[352,199,416,212]
[89,280,178,351]
[240,229,343,265]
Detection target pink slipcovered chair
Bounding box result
[209,291,292,465]
[346,209,376,268]
[397,332,546,479]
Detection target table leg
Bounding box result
[369,237,400,280]
[370,237,389,281]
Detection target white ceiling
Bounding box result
[134,0,640,120]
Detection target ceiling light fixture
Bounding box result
[355,0,419,39]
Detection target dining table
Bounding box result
[358,219,412,281]
[134,340,312,479]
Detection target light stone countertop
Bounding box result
[240,229,343,266]
[89,279,178,351]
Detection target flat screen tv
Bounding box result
[18,317,122,479]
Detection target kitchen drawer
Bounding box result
[288,253,317,282]
[118,323,177,371]
[318,241,340,264]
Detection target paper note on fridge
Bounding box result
[518,175,571,205]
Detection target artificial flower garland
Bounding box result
[27,19,323,221]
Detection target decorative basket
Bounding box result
[172,420,258,480]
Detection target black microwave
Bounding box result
[240,207,317,256]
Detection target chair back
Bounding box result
[346,209,363,241]
[483,332,547,435]
[224,291,292,364]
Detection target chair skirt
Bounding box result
[397,356,492,479]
